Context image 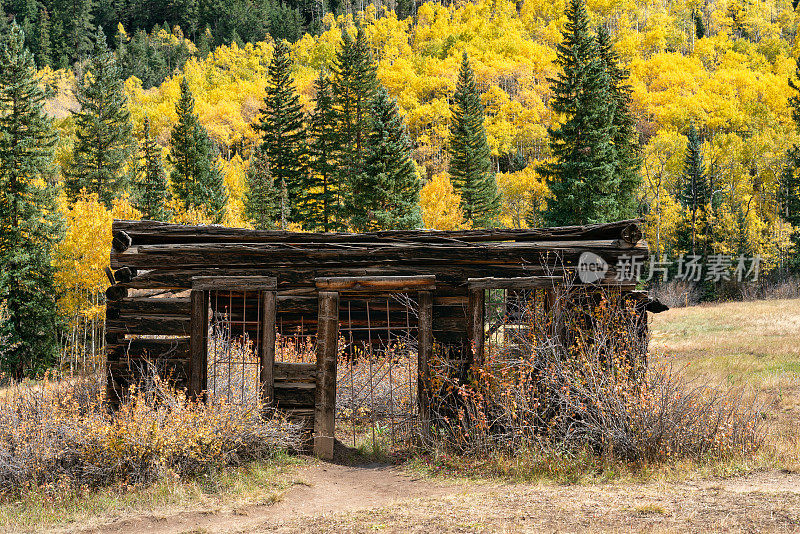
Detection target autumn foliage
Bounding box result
[0,374,300,495]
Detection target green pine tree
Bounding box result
[135,116,171,221]
[678,124,709,255]
[596,26,642,219]
[332,23,379,222]
[67,0,95,61]
[35,8,52,68]
[351,87,422,231]
[539,0,617,226]
[693,11,706,40]
[65,27,134,207]
[255,39,306,221]
[197,26,212,58]
[0,23,62,379]
[302,72,344,231]
[50,18,68,69]
[168,77,227,222]
[243,146,283,230]
[448,52,500,227]
[781,56,800,271]
[781,156,800,271]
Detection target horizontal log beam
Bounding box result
[467,276,563,290]
[106,315,191,336]
[274,362,317,382]
[114,265,568,290]
[108,297,192,318]
[275,385,315,407]
[111,246,646,275]
[113,219,644,245]
[192,276,277,291]
[315,275,436,292]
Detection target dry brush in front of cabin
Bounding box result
[0,373,301,496]
[420,286,765,469]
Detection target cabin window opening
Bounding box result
[484,288,548,363]
[207,289,263,407]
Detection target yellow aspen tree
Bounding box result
[419,173,471,230]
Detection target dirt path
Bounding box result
[72,465,800,534]
[72,462,474,534]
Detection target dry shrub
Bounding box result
[738,276,800,301]
[649,280,701,308]
[0,373,301,497]
[423,288,765,467]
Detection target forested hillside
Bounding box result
[93,0,797,262]
[1,0,799,376]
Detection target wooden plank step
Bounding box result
[274,382,316,390]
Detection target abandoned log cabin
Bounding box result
[105,218,657,458]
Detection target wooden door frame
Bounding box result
[189,276,278,405]
[312,276,436,459]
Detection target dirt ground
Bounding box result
[68,461,800,534]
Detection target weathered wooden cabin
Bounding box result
[105,218,654,458]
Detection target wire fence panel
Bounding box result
[335,294,419,452]
[276,314,316,363]
[485,288,548,363]
[207,290,262,407]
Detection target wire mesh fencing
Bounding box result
[335,294,420,452]
[206,290,262,407]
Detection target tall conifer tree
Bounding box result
[255,40,306,220]
[135,116,170,220]
[351,87,421,230]
[678,124,709,255]
[66,0,95,61]
[243,146,283,229]
[539,0,617,226]
[332,23,379,221]
[781,56,800,271]
[448,52,499,227]
[596,26,642,219]
[303,73,343,231]
[65,28,134,207]
[0,23,61,378]
[35,8,52,68]
[168,77,227,221]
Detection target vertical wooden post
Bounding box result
[313,291,339,460]
[417,290,433,434]
[467,288,485,367]
[260,290,277,407]
[189,289,209,400]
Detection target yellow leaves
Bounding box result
[111,195,142,221]
[52,194,114,322]
[497,166,549,228]
[419,173,471,230]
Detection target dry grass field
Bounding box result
[3,297,800,533]
[649,297,800,472]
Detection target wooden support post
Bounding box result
[260,290,277,407]
[313,291,339,460]
[417,290,433,435]
[189,289,209,400]
[467,288,485,367]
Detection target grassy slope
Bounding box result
[0,456,306,533]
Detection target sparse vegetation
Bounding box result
[0,373,301,497]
